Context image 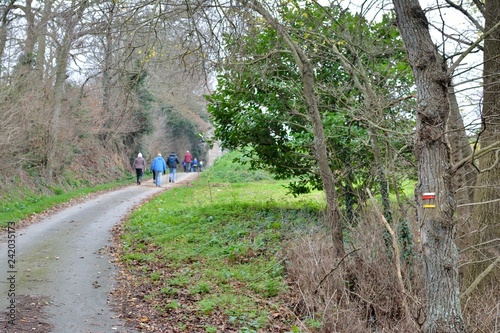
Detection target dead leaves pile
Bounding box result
[0,295,54,333]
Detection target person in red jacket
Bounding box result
[183,150,193,172]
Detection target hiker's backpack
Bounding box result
[168,155,176,165]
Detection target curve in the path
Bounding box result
[0,172,198,333]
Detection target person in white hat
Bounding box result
[132,152,146,185]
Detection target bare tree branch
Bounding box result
[448,19,500,75]
[443,0,484,32]
[366,188,411,322]
[452,140,500,173]
[460,256,500,301]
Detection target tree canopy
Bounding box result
[208,3,415,202]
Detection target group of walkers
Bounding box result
[181,150,204,173]
[132,150,204,187]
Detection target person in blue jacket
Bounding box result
[191,158,198,172]
[150,153,167,187]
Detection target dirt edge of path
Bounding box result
[108,174,202,332]
[0,294,54,333]
[110,174,201,332]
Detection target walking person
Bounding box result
[150,153,167,187]
[191,158,198,172]
[183,150,193,172]
[132,152,146,185]
[166,151,180,183]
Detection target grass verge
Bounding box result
[0,174,135,227]
[114,153,325,332]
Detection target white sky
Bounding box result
[341,0,483,130]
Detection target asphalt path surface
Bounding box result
[0,172,199,333]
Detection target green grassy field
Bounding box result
[117,151,325,332]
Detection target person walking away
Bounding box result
[183,150,193,172]
[199,160,204,172]
[150,153,167,187]
[182,160,187,172]
[166,151,180,183]
[191,158,198,172]
[133,153,146,185]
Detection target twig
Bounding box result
[460,256,500,301]
[457,198,500,208]
[208,177,213,203]
[366,188,411,321]
[459,238,499,253]
[448,20,500,75]
[313,248,359,294]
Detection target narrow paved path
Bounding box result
[0,172,199,333]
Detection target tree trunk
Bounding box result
[392,1,466,332]
[23,0,36,57]
[0,1,16,65]
[100,1,115,141]
[12,0,37,82]
[46,1,88,179]
[447,84,477,256]
[471,0,500,280]
[369,124,392,224]
[247,0,346,258]
[447,85,476,208]
[35,0,54,83]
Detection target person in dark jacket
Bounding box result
[150,153,167,187]
[132,152,146,185]
[166,152,180,183]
